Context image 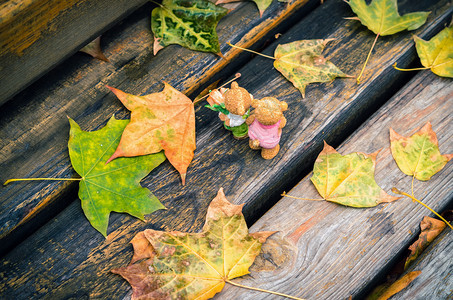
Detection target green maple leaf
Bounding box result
[273,39,349,98]
[151,0,228,55]
[390,122,452,181]
[346,0,429,83]
[414,26,453,77]
[68,116,166,236]
[310,142,399,207]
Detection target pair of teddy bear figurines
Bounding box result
[206,81,288,159]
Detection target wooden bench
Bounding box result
[0,0,451,298]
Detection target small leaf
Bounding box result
[274,39,349,97]
[405,216,446,269]
[112,188,274,299]
[68,116,166,236]
[346,0,429,36]
[107,84,196,185]
[79,36,109,62]
[310,142,399,207]
[151,0,228,54]
[390,122,453,181]
[414,26,453,77]
[346,0,429,83]
[216,0,273,17]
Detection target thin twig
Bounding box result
[192,73,241,105]
[281,191,324,201]
[4,178,82,186]
[227,42,276,60]
[357,33,380,84]
[226,280,305,300]
[392,187,453,230]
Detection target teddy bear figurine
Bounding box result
[246,97,288,159]
[206,81,252,139]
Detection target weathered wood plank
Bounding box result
[218,71,452,299]
[392,230,453,300]
[0,0,148,104]
[0,0,319,253]
[0,0,451,298]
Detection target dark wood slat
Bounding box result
[392,230,453,300]
[0,0,319,253]
[218,71,452,299]
[0,0,148,104]
[0,0,451,298]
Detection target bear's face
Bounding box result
[223,82,251,116]
[253,97,287,126]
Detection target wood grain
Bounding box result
[0,0,149,104]
[391,230,452,300]
[0,0,319,253]
[0,0,451,298]
[218,71,452,299]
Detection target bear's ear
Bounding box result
[279,101,288,111]
[251,98,260,108]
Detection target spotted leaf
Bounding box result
[112,188,274,299]
[390,122,452,181]
[310,141,399,207]
[274,39,349,98]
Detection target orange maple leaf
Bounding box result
[106,83,195,185]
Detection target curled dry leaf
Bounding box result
[405,216,446,269]
[310,141,400,207]
[375,271,422,300]
[112,188,275,299]
[152,0,228,55]
[107,83,196,185]
[390,122,453,181]
[68,116,166,236]
[274,39,349,98]
[79,36,109,62]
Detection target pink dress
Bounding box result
[248,120,281,149]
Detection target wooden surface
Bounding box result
[0,0,149,104]
[392,230,453,300]
[218,70,452,299]
[0,0,318,254]
[0,0,451,299]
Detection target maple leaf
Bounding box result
[310,141,399,207]
[79,36,109,62]
[346,0,429,83]
[273,39,350,98]
[68,116,166,236]
[112,188,274,299]
[151,0,228,55]
[390,122,453,181]
[107,83,196,185]
[404,216,446,269]
[413,26,453,77]
[216,0,273,17]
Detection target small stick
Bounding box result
[227,42,276,60]
[4,177,82,186]
[356,33,380,84]
[392,187,453,230]
[281,191,324,201]
[226,279,305,300]
[192,73,241,105]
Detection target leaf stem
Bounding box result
[357,33,380,84]
[4,178,82,186]
[226,280,305,300]
[227,42,276,60]
[281,191,324,201]
[192,73,241,105]
[392,187,453,230]
[392,63,430,72]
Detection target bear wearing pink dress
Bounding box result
[246,97,288,159]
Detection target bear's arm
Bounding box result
[279,117,287,128]
[246,114,255,125]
